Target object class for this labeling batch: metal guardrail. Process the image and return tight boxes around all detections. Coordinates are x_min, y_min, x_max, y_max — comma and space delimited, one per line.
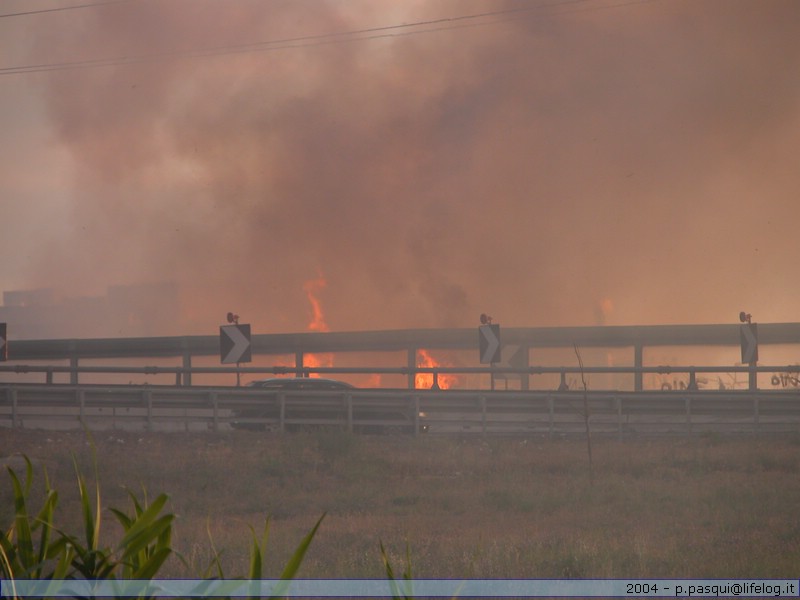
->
1, 363, 799, 390
8, 323, 800, 360
2, 384, 799, 436
5, 323, 800, 390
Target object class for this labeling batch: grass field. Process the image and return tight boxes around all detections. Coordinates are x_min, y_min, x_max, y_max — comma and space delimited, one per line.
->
2, 428, 800, 580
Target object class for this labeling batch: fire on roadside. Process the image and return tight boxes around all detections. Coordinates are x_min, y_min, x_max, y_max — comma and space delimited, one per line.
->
303, 274, 333, 377
415, 349, 458, 389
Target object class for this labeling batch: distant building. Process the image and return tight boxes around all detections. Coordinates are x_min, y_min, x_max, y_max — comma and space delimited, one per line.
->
0, 282, 181, 340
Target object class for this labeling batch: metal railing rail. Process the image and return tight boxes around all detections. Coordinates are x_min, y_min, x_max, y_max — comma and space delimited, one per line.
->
5, 323, 800, 390
1, 363, 798, 389
2, 384, 799, 436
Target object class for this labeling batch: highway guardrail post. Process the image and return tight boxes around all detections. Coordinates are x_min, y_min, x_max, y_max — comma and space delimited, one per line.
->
183, 353, 192, 386
10, 387, 17, 428
685, 396, 692, 436
754, 396, 759, 434
346, 394, 353, 433
558, 372, 568, 391
210, 392, 218, 432
413, 395, 420, 437
78, 389, 85, 425
634, 344, 644, 391
279, 392, 285, 433
687, 371, 698, 391
144, 390, 152, 431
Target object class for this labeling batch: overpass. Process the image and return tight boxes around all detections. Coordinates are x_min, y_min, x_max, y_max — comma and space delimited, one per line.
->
3, 322, 800, 390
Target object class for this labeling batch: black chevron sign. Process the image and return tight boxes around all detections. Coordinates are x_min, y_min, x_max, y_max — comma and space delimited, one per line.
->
479, 324, 501, 364
740, 323, 758, 364
220, 324, 252, 364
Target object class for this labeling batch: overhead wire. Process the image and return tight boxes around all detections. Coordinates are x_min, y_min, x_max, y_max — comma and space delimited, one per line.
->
0, 0, 136, 19
0, 0, 659, 76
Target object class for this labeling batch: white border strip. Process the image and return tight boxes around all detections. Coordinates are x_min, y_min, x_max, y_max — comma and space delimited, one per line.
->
2, 578, 797, 598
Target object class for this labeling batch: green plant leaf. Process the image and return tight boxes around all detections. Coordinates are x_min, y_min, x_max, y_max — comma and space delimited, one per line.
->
380, 540, 414, 600
270, 513, 325, 600
248, 525, 263, 581
8, 461, 35, 573
73, 456, 100, 554
117, 495, 171, 558
109, 507, 133, 530
277, 513, 324, 581
33, 486, 58, 578
117, 494, 169, 548
130, 546, 172, 580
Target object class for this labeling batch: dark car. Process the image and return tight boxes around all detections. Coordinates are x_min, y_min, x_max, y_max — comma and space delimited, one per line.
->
231, 377, 425, 433
247, 377, 355, 391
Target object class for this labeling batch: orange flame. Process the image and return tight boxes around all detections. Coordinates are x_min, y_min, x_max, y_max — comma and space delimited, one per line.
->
303, 274, 330, 332
304, 351, 333, 377
303, 273, 332, 377
415, 349, 457, 389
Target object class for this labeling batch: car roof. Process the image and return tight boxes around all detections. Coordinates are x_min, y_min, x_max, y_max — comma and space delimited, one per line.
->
246, 377, 355, 389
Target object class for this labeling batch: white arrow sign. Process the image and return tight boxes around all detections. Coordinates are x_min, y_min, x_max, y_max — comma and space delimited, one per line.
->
740, 323, 758, 364
220, 324, 252, 364
479, 324, 501, 364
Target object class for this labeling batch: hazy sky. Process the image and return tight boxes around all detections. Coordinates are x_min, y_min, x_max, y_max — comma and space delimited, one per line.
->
2, 0, 799, 335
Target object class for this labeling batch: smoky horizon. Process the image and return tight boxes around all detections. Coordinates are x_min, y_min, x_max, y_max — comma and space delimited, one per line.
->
2, 0, 799, 338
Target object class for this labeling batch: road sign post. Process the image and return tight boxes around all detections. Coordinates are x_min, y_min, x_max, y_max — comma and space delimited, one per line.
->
740, 323, 758, 391
479, 324, 501, 390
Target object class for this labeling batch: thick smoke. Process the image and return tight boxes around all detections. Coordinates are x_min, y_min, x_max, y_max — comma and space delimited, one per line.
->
4, 0, 800, 335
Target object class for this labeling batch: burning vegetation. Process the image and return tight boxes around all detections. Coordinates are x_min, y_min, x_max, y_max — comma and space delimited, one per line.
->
415, 348, 458, 390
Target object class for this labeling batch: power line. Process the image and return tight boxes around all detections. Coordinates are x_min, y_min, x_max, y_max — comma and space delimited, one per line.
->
0, 0, 658, 76
0, 0, 136, 19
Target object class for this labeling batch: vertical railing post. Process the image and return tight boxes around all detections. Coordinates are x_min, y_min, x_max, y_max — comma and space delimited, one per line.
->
520, 345, 530, 391
10, 388, 18, 429
407, 348, 416, 390
687, 370, 698, 391
279, 393, 286, 433
144, 389, 152, 431
558, 372, 569, 391
685, 396, 692, 436
183, 353, 192, 387
634, 344, 643, 392
78, 389, 85, 426
480, 395, 487, 436
211, 392, 218, 432
413, 395, 420, 438
753, 396, 760, 434
70, 356, 79, 385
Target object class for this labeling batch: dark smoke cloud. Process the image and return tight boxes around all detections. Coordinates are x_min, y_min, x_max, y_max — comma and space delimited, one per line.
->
4, 0, 800, 335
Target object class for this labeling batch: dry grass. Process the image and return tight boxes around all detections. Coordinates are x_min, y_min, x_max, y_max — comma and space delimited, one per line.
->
2, 429, 800, 579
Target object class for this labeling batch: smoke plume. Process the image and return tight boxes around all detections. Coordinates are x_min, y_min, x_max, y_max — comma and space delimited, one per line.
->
3, 0, 800, 335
